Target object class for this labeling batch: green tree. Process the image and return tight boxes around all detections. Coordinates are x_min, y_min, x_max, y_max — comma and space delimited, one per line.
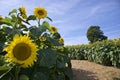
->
87, 26, 107, 43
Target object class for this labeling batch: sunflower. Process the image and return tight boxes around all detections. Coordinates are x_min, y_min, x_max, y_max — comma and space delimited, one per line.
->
4, 35, 38, 68
34, 7, 47, 19
20, 6, 27, 19
50, 26, 58, 34
59, 37, 64, 44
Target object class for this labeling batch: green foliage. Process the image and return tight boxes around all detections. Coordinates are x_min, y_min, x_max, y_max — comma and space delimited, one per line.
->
19, 75, 29, 80
0, 7, 73, 80
87, 26, 107, 43
66, 39, 120, 68
26, 15, 36, 21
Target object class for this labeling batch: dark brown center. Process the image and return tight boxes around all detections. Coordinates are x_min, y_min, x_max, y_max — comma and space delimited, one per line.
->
38, 10, 44, 15
13, 43, 31, 61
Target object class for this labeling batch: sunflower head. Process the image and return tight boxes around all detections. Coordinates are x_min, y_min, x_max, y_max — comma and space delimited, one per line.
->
34, 7, 47, 19
4, 35, 38, 68
50, 26, 58, 34
19, 6, 27, 19
59, 37, 64, 44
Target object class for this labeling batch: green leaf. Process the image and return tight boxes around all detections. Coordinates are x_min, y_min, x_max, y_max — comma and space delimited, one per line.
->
0, 64, 12, 79
9, 9, 17, 15
41, 21, 50, 29
19, 75, 29, 80
20, 24, 28, 31
26, 15, 36, 21
52, 33, 61, 39
0, 56, 4, 66
57, 60, 65, 68
0, 65, 9, 71
0, 21, 10, 26
43, 33, 63, 46
40, 25, 47, 32
33, 72, 48, 80
0, 17, 14, 26
10, 15, 17, 22
3, 27, 12, 35
64, 67, 73, 80
38, 48, 57, 67
46, 16, 52, 22
18, 16, 30, 25
52, 73, 65, 80
0, 42, 4, 52
29, 26, 42, 38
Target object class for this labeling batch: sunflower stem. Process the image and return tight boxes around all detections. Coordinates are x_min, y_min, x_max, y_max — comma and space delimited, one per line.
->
15, 66, 20, 80
38, 19, 41, 27
13, 13, 19, 29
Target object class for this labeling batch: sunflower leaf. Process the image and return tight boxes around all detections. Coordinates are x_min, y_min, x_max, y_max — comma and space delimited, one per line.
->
46, 16, 52, 22
64, 67, 73, 80
19, 24, 28, 31
0, 64, 12, 79
9, 9, 17, 15
29, 26, 42, 38
0, 42, 4, 52
38, 48, 57, 68
19, 75, 29, 80
33, 72, 48, 80
41, 21, 50, 29
26, 15, 36, 21
0, 17, 14, 26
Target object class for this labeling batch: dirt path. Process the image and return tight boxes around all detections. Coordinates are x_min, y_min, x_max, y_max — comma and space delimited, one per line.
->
72, 60, 120, 80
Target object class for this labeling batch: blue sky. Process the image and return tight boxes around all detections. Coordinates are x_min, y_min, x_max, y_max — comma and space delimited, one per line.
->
0, 0, 120, 45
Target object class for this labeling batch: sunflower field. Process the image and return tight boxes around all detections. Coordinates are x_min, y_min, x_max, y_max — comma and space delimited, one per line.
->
66, 39, 120, 68
0, 6, 73, 80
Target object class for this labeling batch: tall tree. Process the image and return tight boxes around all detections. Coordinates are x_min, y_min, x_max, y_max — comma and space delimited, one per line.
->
87, 26, 107, 43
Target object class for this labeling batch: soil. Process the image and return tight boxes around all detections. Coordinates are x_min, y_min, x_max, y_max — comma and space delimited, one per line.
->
72, 60, 120, 80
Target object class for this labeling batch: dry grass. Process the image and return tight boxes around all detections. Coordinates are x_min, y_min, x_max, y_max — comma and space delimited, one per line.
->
72, 60, 120, 80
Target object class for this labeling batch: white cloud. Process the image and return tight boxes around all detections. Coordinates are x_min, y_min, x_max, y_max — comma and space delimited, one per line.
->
90, 6, 101, 17
46, 0, 81, 15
